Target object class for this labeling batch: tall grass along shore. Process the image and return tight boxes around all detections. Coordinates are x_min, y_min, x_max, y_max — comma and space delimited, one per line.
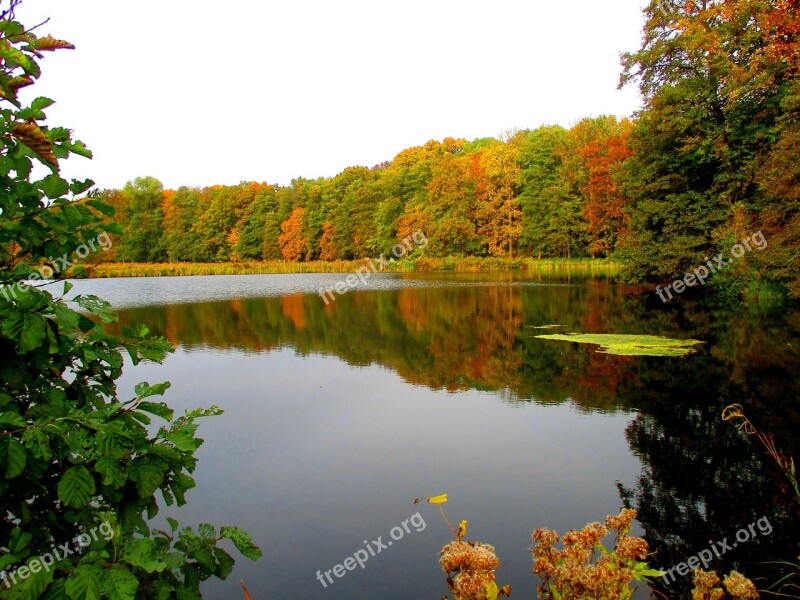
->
78, 257, 621, 278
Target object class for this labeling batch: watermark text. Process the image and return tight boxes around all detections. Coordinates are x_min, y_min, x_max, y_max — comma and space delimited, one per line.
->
315, 512, 427, 589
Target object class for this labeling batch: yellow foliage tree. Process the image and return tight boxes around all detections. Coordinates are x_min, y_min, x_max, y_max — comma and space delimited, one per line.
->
474, 145, 523, 258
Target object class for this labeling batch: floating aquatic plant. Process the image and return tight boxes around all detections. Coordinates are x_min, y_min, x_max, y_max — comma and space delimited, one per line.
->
535, 333, 704, 357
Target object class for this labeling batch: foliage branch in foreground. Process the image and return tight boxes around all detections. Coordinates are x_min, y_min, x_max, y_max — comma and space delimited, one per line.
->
0, 2, 260, 598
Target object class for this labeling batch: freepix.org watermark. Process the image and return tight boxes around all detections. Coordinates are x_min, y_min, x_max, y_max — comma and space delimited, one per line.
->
656, 231, 767, 303
660, 516, 773, 585
0, 231, 113, 302
1, 522, 115, 589
315, 512, 427, 589
318, 230, 428, 305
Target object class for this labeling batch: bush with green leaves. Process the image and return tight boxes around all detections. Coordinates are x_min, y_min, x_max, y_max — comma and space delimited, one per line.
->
0, 1, 260, 597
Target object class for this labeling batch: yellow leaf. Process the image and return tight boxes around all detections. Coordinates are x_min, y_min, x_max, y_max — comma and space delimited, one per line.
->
457, 520, 467, 541
428, 494, 448, 504
12, 122, 57, 166
35, 35, 75, 52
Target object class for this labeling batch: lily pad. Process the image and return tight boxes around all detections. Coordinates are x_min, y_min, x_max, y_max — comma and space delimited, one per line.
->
534, 333, 704, 357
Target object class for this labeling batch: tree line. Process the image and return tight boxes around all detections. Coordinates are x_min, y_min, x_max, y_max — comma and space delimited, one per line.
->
102, 0, 799, 298
101, 116, 631, 263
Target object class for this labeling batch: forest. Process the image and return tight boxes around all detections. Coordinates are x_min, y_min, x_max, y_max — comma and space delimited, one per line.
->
100, 0, 800, 301
102, 119, 630, 265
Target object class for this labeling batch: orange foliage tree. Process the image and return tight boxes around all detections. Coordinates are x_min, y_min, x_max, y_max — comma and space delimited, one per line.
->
318, 222, 338, 261
279, 207, 308, 262
579, 122, 633, 257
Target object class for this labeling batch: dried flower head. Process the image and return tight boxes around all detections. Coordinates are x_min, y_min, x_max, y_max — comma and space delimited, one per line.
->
693, 569, 725, 600
440, 540, 500, 574
615, 535, 649, 561
449, 569, 497, 600
605, 508, 637, 534
723, 571, 759, 599
531, 509, 654, 600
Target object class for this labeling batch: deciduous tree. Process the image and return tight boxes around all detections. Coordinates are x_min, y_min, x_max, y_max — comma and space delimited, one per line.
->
279, 207, 308, 261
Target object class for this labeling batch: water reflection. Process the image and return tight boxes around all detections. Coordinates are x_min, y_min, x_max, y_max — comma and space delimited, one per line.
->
112, 282, 652, 406
100, 275, 800, 597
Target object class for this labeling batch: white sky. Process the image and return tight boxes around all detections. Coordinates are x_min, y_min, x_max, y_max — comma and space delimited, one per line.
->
17, 0, 647, 190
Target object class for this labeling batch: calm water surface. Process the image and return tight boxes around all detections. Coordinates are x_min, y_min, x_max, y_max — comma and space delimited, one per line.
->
67, 273, 800, 599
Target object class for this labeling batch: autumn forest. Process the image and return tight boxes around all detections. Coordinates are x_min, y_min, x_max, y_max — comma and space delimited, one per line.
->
98, 0, 800, 302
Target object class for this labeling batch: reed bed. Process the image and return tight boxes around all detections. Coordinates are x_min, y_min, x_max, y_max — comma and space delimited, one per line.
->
83, 258, 621, 278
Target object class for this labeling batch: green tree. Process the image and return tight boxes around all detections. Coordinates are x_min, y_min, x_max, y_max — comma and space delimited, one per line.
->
0, 4, 260, 597
516, 126, 572, 258
119, 177, 167, 263
235, 185, 277, 260
618, 0, 795, 287
756, 82, 800, 297
193, 184, 260, 262
163, 187, 206, 262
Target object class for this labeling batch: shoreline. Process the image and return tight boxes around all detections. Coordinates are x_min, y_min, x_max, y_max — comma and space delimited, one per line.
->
77, 258, 622, 278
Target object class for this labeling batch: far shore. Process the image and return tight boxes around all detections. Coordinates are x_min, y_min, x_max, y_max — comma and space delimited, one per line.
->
75, 257, 621, 278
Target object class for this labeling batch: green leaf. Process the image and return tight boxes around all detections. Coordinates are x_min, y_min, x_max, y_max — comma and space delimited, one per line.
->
32, 97, 55, 111
65, 139, 92, 159
163, 423, 200, 452
73, 295, 117, 323
635, 567, 666, 578
57, 465, 96, 508
212, 547, 235, 579
169, 473, 196, 505
100, 565, 138, 600
20, 312, 47, 353
189, 546, 215, 570
42, 174, 70, 199
85, 198, 114, 216
134, 382, 171, 400
0, 156, 14, 177
130, 462, 165, 498
220, 526, 262, 561
0, 553, 18, 571
94, 457, 125, 487
0, 45, 31, 70
122, 539, 167, 574
22, 428, 53, 461
69, 179, 95, 196
197, 523, 215, 540
2, 557, 55, 600
0, 20, 25, 35
0, 411, 26, 428
0, 438, 27, 478
65, 565, 103, 600
137, 401, 174, 421
175, 588, 202, 600
54, 302, 80, 330
8, 528, 32, 554
40, 579, 67, 600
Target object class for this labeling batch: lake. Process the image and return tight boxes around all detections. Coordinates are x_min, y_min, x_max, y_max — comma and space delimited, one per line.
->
65, 272, 800, 599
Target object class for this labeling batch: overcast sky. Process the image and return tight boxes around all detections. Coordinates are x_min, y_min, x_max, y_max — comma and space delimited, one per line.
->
17, 0, 647, 190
